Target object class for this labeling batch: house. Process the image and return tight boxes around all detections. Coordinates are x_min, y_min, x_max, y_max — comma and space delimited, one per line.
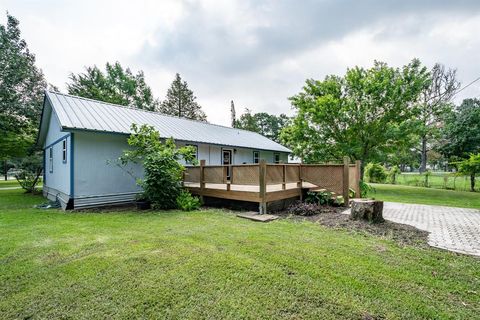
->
37, 91, 291, 209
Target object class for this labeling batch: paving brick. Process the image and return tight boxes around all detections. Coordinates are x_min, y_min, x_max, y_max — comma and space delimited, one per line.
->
383, 202, 480, 256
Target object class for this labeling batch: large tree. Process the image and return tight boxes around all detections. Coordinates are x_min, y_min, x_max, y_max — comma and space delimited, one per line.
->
67, 62, 160, 111
235, 109, 289, 143
281, 59, 429, 173
159, 73, 207, 121
415, 63, 459, 172
0, 13, 47, 179
440, 98, 480, 160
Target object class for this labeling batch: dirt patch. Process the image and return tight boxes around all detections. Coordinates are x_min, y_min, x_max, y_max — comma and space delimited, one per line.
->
277, 207, 429, 248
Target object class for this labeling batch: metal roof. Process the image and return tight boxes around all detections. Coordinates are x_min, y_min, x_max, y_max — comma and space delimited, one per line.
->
42, 91, 291, 153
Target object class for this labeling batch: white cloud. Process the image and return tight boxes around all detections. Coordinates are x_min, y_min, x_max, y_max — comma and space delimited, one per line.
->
1, 0, 480, 125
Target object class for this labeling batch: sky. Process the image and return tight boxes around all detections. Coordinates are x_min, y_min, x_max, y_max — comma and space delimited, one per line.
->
2, 0, 480, 126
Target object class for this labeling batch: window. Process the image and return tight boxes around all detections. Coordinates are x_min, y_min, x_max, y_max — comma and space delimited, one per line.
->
253, 151, 259, 164
62, 139, 67, 163
274, 153, 280, 164
49, 147, 53, 173
186, 144, 198, 164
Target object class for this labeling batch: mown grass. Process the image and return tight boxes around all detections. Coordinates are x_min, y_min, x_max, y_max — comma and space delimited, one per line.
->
0, 180, 20, 188
395, 172, 479, 192
370, 183, 480, 209
0, 180, 42, 189
1, 188, 479, 319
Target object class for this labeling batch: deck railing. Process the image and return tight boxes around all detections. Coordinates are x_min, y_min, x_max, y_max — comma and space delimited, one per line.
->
183, 158, 361, 211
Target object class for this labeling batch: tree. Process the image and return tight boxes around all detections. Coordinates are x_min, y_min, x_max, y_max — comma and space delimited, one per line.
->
415, 63, 459, 172
0, 13, 47, 179
235, 109, 289, 143
118, 124, 196, 209
281, 59, 429, 175
159, 73, 207, 121
456, 153, 480, 192
67, 62, 160, 111
14, 152, 43, 193
440, 98, 480, 160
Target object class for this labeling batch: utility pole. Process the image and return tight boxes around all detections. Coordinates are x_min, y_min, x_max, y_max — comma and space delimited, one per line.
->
230, 100, 236, 128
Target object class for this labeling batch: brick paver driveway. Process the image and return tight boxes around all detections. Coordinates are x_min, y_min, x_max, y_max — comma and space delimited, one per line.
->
383, 202, 480, 256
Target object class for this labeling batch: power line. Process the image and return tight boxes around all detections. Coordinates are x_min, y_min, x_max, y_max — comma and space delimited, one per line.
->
452, 76, 480, 98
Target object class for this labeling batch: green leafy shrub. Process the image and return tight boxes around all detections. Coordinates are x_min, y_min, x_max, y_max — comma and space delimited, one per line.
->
118, 124, 197, 209
364, 163, 387, 183
306, 191, 332, 205
176, 190, 201, 211
360, 180, 375, 197
388, 165, 401, 184
287, 201, 325, 216
306, 191, 345, 206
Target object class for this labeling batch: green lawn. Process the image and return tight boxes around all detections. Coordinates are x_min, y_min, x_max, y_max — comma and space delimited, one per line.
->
0, 180, 42, 189
1, 189, 479, 319
0, 180, 20, 188
395, 172, 479, 192
370, 183, 480, 209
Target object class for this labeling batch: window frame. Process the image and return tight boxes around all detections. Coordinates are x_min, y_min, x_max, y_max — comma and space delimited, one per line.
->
62, 139, 67, 163
274, 152, 280, 164
49, 147, 53, 173
253, 151, 260, 164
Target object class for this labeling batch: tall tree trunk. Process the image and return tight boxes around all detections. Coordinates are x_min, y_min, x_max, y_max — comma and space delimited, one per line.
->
471, 174, 475, 192
3, 159, 7, 181
420, 136, 427, 173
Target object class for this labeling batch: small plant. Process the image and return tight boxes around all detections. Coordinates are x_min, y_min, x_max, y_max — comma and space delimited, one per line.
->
364, 163, 387, 183
388, 165, 401, 184
287, 201, 324, 216
176, 190, 201, 211
423, 170, 432, 188
360, 180, 375, 198
306, 191, 333, 205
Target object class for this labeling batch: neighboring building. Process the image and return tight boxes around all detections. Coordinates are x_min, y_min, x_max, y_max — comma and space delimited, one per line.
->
37, 91, 291, 209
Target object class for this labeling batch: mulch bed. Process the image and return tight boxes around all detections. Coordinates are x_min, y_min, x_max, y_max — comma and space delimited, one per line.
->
277, 206, 429, 248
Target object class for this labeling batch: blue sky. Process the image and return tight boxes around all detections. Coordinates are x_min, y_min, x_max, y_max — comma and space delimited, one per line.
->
2, 0, 480, 125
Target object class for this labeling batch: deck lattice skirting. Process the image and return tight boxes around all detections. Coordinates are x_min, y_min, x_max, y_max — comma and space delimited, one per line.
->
183, 158, 361, 214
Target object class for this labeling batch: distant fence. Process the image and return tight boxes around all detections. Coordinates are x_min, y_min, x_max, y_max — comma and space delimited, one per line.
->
183, 157, 362, 201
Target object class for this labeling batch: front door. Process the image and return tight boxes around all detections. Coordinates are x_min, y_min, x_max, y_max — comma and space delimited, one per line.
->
223, 149, 232, 179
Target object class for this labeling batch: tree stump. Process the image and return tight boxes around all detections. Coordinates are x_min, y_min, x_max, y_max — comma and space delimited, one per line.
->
350, 199, 384, 223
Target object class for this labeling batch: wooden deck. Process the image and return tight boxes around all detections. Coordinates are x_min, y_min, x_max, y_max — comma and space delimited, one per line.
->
183, 159, 361, 214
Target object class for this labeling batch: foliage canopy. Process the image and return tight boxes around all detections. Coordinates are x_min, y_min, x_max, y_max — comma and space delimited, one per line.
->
159, 73, 207, 121
67, 62, 160, 111
281, 59, 429, 169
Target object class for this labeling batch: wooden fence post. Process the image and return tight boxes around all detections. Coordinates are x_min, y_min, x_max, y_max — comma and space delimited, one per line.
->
355, 160, 361, 198
297, 164, 303, 201
259, 159, 267, 214
282, 164, 286, 190
343, 156, 350, 205
200, 160, 206, 190
226, 165, 231, 191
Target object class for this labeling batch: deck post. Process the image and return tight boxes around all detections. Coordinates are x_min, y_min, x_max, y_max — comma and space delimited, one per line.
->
297, 164, 303, 201
355, 160, 361, 198
343, 156, 350, 205
282, 164, 286, 190
200, 160, 206, 190
226, 165, 231, 191
259, 159, 267, 214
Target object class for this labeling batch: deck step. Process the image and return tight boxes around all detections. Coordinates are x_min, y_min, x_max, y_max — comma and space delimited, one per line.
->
237, 212, 279, 222
310, 188, 337, 196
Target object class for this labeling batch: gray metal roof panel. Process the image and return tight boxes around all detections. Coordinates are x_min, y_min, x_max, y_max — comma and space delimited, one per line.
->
45, 91, 292, 153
